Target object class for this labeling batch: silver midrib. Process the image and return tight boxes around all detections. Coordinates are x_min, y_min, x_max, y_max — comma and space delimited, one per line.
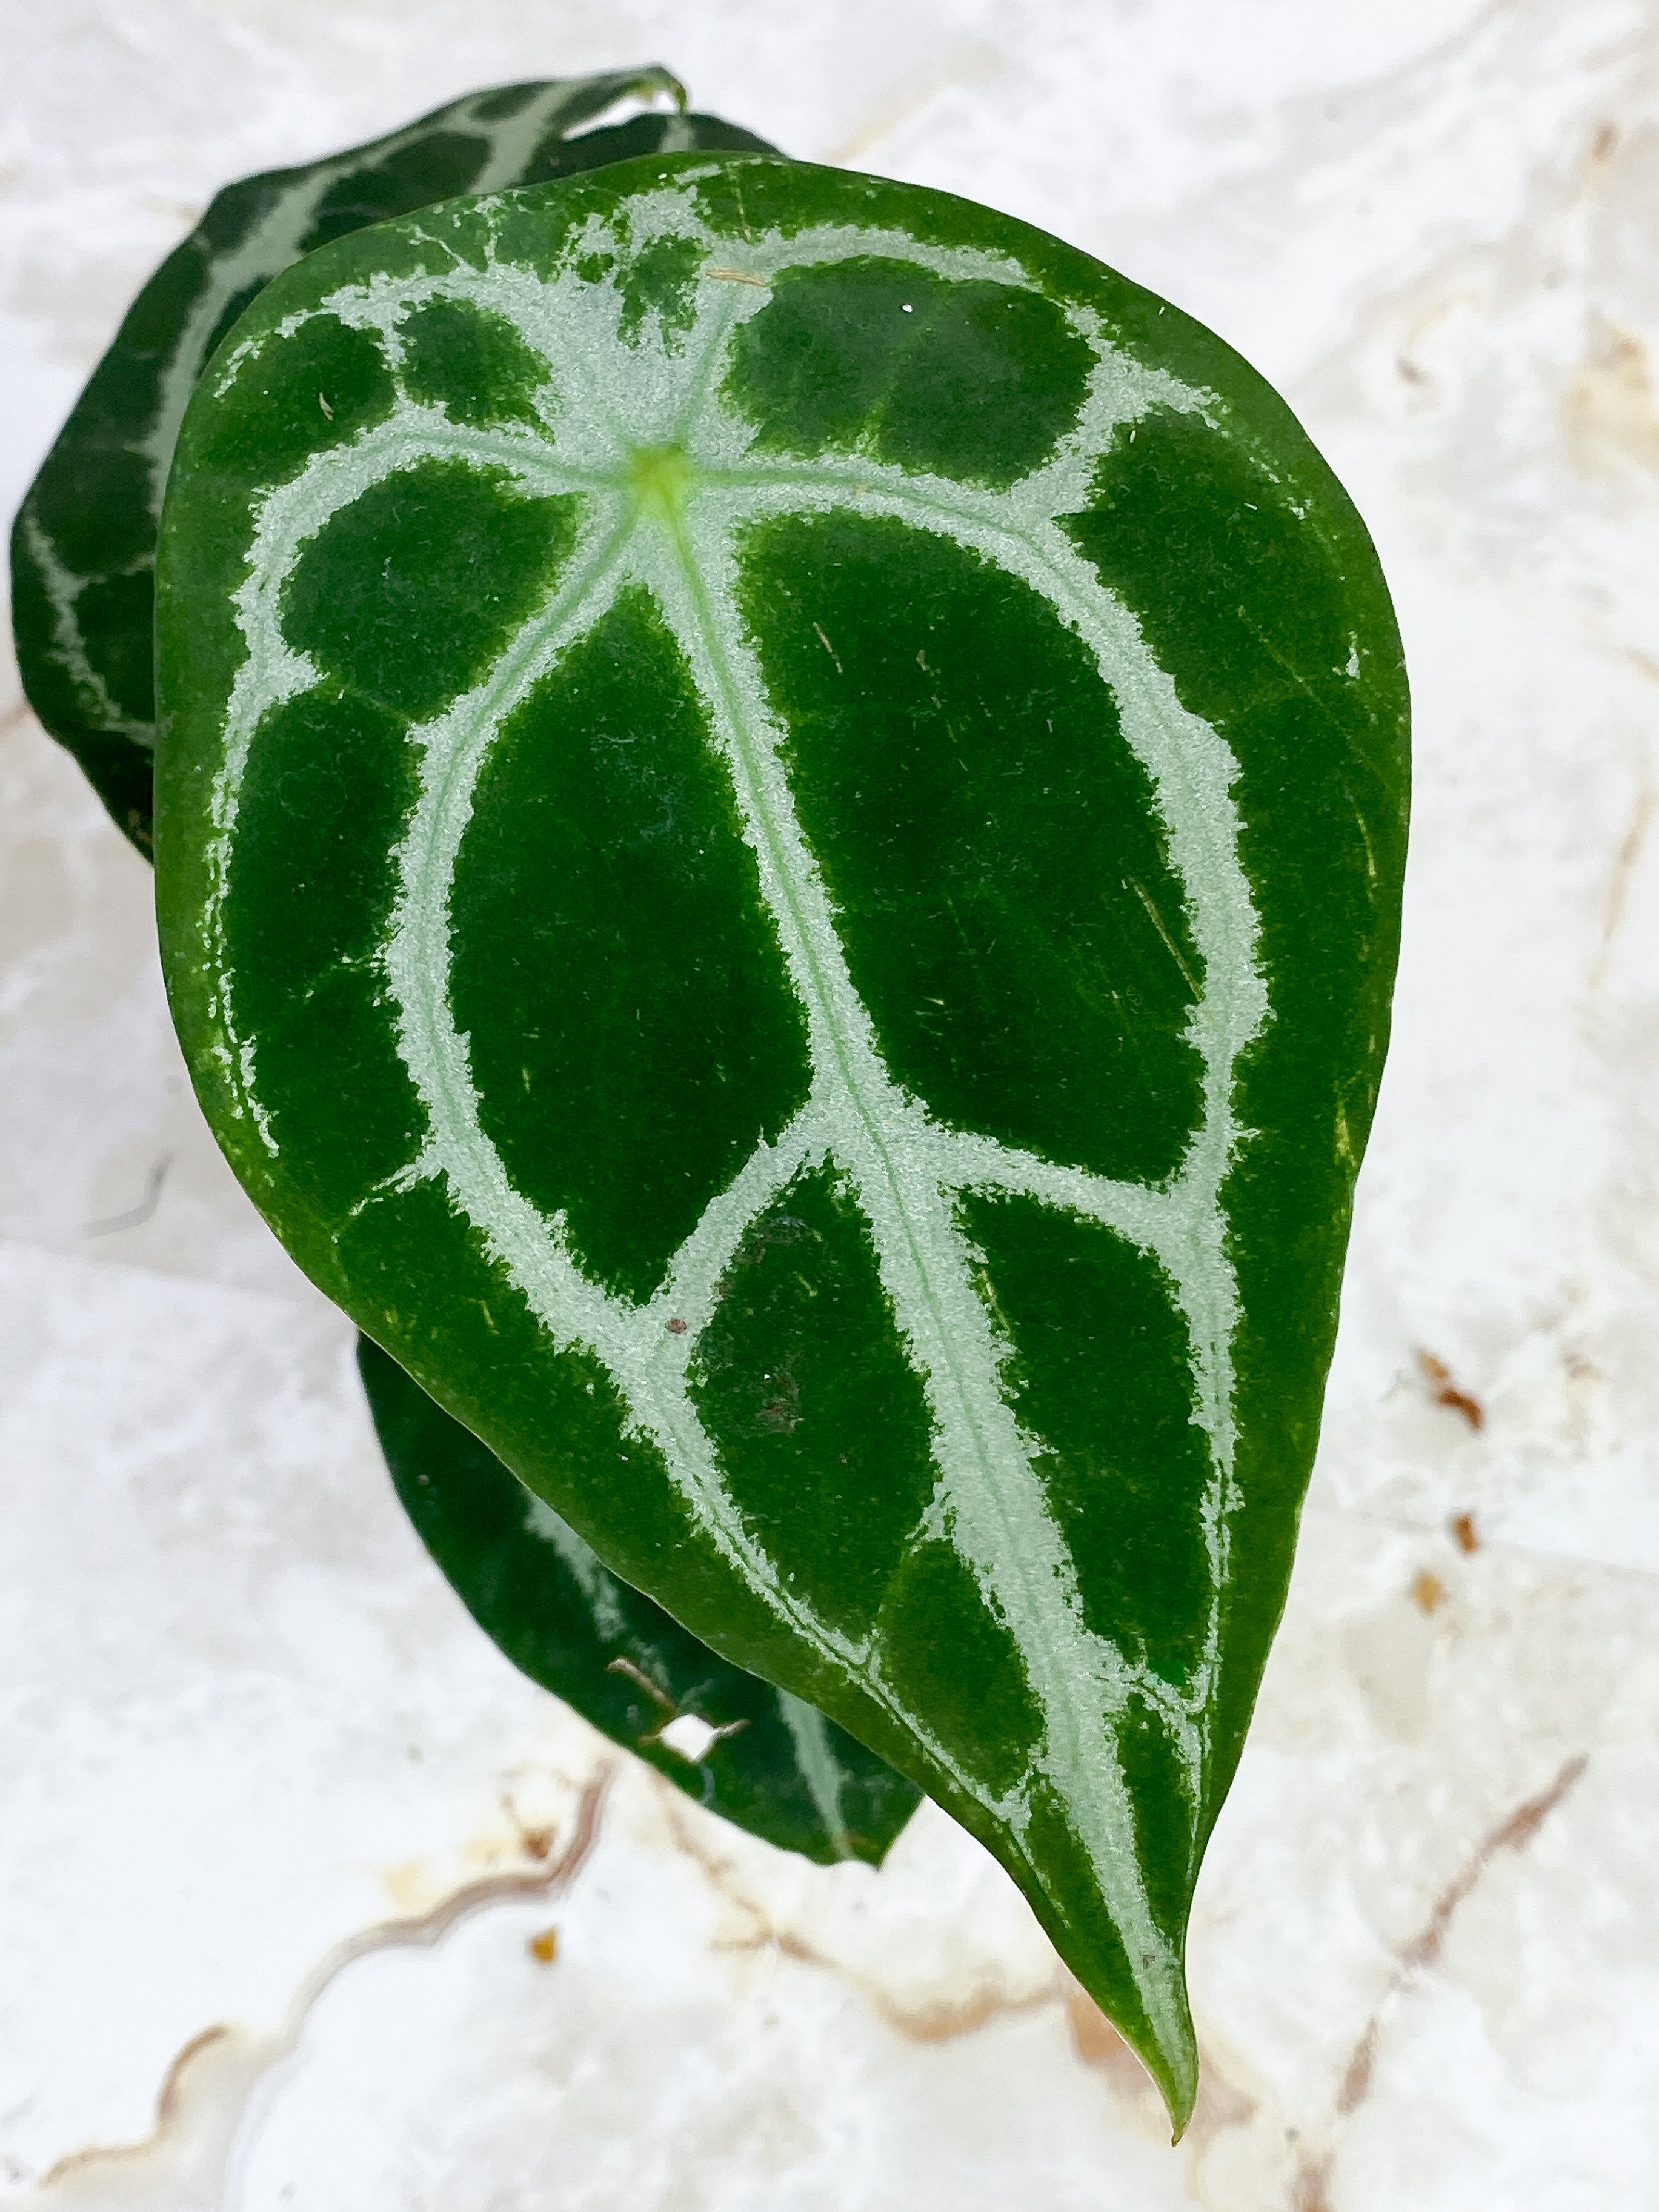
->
777, 1692, 856, 1857
522, 1492, 630, 1643
17, 508, 154, 746
199, 181, 1280, 2064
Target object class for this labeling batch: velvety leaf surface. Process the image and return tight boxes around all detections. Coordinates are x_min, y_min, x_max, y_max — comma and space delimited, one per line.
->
155, 152, 1409, 2129
358, 1335, 920, 1864
9, 69, 771, 853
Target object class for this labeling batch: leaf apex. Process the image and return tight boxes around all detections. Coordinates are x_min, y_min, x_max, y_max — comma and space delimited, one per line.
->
1139, 2019, 1199, 2142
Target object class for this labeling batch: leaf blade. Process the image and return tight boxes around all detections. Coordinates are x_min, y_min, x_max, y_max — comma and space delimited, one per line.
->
155, 152, 1409, 2128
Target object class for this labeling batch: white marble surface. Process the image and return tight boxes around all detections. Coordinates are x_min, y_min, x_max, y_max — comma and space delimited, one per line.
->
4, 3, 1659, 2204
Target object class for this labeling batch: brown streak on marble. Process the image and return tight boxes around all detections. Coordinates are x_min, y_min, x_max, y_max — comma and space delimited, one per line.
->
1411, 1570, 1446, 1614
1066, 1984, 1259, 2161
34, 1772, 610, 2197
1334, 2017, 1380, 2116
38, 2027, 234, 2187
1292, 2151, 1335, 2212
1065, 1985, 1154, 2093
369, 1769, 608, 1948
660, 1790, 750, 1893
721, 1909, 1054, 2044
1567, 316, 1659, 476
665, 1792, 1068, 2050
1591, 779, 1654, 991
775, 1920, 1056, 2045
1328, 1752, 1588, 2151
1418, 1350, 1484, 1430
1485, 1752, 1589, 1854
1448, 1510, 1481, 1554
868, 1973, 1051, 2045
1403, 1755, 1588, 1979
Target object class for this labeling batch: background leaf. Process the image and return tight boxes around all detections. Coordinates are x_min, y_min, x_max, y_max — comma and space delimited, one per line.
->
155, 153, 1409, 2129
10, 68, 771, 855
361, 1335, 919, 1864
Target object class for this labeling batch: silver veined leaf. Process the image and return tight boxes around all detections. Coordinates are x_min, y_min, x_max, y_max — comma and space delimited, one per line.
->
9, 67, 770, 853
155, 151, 1410, 2130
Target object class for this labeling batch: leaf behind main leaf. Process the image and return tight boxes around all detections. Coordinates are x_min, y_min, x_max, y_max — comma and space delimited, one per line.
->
359, 1336, 920, 1864
155, 152, 1409, 2130
9, 70, 773, 854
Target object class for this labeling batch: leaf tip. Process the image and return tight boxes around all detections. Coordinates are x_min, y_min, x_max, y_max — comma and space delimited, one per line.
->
1148, 2027, 1200, 2145
639, 64, 690, 113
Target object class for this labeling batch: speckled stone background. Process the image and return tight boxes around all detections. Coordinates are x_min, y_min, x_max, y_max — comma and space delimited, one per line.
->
4, 4, 1659, 2205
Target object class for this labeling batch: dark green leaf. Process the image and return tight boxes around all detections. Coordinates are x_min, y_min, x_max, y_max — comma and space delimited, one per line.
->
155, 152, 1410, 2129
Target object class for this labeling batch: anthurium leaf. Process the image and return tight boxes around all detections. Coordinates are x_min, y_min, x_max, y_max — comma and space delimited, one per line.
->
360, 1336, 919, 1863
155, 151, 1409, 2130
10, 71, 771, 855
